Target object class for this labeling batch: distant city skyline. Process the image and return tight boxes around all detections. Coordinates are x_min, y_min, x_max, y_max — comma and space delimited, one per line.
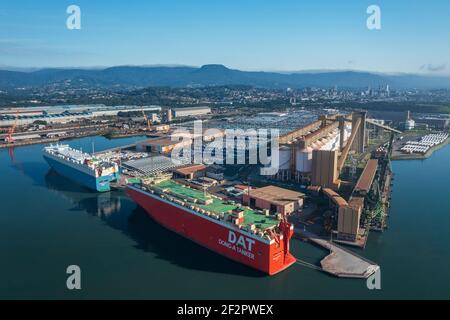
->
1, 0, 449, 75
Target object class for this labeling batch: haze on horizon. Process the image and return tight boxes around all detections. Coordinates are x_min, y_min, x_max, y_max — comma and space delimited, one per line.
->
1, 0, 449, 75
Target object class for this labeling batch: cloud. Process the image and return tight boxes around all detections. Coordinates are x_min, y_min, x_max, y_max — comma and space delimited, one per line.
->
420, 64, 447, 72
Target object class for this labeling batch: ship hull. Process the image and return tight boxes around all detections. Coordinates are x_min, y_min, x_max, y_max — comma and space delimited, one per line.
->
43, 154, 117, 192
126, 185, 296, 275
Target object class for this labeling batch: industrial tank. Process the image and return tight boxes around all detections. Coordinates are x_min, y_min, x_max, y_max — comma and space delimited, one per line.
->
296, 147, 313, 173
279, 146, 291, 170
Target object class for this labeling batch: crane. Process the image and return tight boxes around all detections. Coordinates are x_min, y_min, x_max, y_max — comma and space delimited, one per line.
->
141, 109, 152, 131
5, 112, 18, 143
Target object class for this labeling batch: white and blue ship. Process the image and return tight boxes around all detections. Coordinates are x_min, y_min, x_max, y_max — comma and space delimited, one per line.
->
43, 144, 120, 192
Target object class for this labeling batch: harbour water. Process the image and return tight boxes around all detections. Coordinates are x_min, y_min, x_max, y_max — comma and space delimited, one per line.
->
1, 136, 449, 299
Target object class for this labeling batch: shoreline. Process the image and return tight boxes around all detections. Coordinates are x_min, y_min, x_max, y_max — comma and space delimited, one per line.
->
391, 136, 450, 161
0, 131, 148, 149
0, 137, 60, 149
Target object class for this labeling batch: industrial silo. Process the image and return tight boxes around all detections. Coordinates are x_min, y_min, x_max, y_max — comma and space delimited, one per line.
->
276, 145, 292, 180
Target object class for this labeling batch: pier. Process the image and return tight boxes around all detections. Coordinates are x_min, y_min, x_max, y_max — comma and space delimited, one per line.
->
294, 228, 379, 279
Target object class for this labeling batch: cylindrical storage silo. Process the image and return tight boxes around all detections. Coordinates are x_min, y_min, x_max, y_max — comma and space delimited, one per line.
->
296, 147, 313, 173
295, 148, 305, 172
278, 146, 291, 170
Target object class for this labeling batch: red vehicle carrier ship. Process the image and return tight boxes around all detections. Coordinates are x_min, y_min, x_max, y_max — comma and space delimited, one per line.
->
126, 179, 296, 275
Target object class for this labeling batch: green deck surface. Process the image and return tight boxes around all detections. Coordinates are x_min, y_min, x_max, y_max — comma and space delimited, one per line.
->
154, 180, 278, 229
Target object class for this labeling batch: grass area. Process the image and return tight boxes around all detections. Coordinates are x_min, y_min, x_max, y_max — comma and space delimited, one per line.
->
154, 180, 279, 229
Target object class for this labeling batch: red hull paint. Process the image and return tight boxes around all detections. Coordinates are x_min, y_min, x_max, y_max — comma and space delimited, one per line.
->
126, 186, 296, 275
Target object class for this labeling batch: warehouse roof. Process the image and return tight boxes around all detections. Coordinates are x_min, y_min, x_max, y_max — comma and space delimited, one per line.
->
348, 197, 365, 211
122, 156, 188, 176
173, 164, 207, 176
174, 106, 211, 111
323, 188, 348, 207
355, 159, 379, 195
248, 186, 304, 206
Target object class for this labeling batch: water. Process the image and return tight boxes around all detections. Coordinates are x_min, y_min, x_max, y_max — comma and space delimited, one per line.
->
1, 136, 449, 299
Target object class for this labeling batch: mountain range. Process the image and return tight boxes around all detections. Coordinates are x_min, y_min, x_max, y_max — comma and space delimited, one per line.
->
1, 64, 450, 90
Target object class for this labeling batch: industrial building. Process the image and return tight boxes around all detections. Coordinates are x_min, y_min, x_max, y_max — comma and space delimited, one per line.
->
335, 157, 382, 242
136, 138, 192, 154
326, 158, 379, 242
337, 197, 364, 242
0, 111, 94, 126
274, 114, 353, 186
267, 111, 400, 245
173, 107, 211, 118
321, 187, 364, 243
172, 164, 207, 179
243, 186, 304, 215
121, 155, 188, 176
0, 105, 162, 126
273, 112, 399, 190
353, 159, 379, 196
416, 117, 450, 129
311, 150, 339, 189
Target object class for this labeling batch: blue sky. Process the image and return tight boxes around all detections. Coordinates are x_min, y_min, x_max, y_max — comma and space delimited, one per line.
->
1, 0, 449, 74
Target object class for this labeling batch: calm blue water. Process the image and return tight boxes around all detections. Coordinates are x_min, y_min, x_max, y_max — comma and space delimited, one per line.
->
0, 136, 449, 299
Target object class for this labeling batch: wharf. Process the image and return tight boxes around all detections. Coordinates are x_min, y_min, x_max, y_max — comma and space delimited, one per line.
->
392, 136, 450, 160
0, 137, 60, 148
294, 228, 379, 278
103, 132, 146, 139
0, 128, 110, 149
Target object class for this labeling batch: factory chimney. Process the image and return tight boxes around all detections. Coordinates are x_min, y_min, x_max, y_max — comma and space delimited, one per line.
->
406, 110, 411, 121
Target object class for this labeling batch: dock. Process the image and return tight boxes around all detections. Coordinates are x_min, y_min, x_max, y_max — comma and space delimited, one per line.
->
294, 228, 379, 279
0, 137, 60, 149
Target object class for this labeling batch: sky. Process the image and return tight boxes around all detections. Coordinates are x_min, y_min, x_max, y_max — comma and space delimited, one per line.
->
0, 0, 449, 74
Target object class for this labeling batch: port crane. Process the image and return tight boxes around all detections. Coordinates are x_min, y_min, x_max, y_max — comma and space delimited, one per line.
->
5, 112, 18, 143
141, 109, 152, 132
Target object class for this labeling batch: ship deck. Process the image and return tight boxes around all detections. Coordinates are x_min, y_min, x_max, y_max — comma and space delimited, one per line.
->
153, 180, 279, 230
